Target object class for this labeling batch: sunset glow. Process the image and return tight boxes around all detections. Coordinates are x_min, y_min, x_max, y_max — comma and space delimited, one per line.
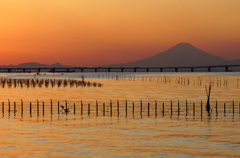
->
0, 0, 240, 66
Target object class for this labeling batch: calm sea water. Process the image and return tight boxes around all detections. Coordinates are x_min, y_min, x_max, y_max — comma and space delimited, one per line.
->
0, 72, 239, 157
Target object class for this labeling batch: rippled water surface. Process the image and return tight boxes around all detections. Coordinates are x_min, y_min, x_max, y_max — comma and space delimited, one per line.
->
0, 72, 239, 157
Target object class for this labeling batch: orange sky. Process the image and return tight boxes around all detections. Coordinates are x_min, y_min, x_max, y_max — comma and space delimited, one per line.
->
0, 0, 240, 66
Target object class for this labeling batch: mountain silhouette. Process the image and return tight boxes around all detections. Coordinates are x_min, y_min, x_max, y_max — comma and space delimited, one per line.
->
225, 58, 240, 65
0, 62, 72, 68
107, 43, 227, 67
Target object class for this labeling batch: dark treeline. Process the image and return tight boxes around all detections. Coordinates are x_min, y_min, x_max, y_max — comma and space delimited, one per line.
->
0, 79, 103, 88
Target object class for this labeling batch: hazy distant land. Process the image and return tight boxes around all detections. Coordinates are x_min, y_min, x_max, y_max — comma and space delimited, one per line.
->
1, 43, 239, 68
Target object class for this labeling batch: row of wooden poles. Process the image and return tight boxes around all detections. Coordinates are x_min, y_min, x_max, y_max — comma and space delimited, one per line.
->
1, 100, 240, 117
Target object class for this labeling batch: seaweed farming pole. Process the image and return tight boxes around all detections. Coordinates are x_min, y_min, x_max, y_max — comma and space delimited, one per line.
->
50, 99, 53, 115
110, 100, 112, 117
140, 100, 142, 115
30, 102, 32, 116
186, 100, 188, 116
74, 103, 76, 115
2, 102, 4, 115
96, 100, 98, 116
201, 100, 202, 117
155, 100, 157, 116
103, 103, 105, 116
148, 102, 150, 116
216, 100, 218, 116
57, 101, 59, 115
42, 102, 44, 116
193, 103, 195, 116
8, 99, 10, 115
117, 100, 119, 116
132, 102, 134, 115
178, 100, 180, 116
81, 101, 83, 115
125, 100, 127, 116
224, 103, 226, 116
162, 103, 164, 116
14, 102, 16, 116
170, 100, 173, 116
65, 100, 68, 115
21, 100, 23, 116
88, 103, 90, 116
37, 100, 39, 116
233, 100, 234, 115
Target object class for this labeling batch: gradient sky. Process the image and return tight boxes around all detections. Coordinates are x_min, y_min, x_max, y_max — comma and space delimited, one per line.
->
0, 0, 240, 66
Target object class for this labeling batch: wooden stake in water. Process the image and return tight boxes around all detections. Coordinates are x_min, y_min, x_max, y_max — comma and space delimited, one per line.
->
162, 103, 164, 116
155, 100, 157, 116
50, 99, 53, 115
186, 100, 188, 116
170, 100, 172, 116
88, 103, 90, 116
21, 100, 23, 116
96, 100, 98, 116
201, 100, 202, 117
2, 102, 4, 115
140, 100, 142, 115
117, 100, 119, 116
65, 100, 68, 115
148, 102, 150, 116
57, 101, 59, 115
216, 100, 218, 116
110, 100, 112, 117
178, 100, 180, 116
74, 103, 76, 114
103, 103, 105, 116
81, 101, 83, 115
193, 103, 195, 116
125, 100, 127, 116
224, 103, 226, 116
14, 102, 16, 116
8, 99, 10, 114
233, 100, 234, 115
37, 99, 39, 116
132, 102, 134, 115
30, 102, 32, 117
43, 102, 44, 116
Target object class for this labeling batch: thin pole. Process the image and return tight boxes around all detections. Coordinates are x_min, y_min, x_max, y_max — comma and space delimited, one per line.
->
96, 100, 98, 116
37, 99, 39, 116
224, 103, 226, 116
233, 100, 234, 115
171, 100, 172, 116
162, 103, 164, 116
81, 101, 83, 115
178, 100, 180, 116
132, 102, 134, 115
65, 100, 67, 115
155, 100, 157, 116
43, 102, 44, 116
110, 100, 112, 117
186, 100, 188, 116
14, 102, 16, 116
125, 100, 127, 116
8, 99, 10, 114
193, 103, 195, 116
216, 100, 218, 116
140, 100, 142, 115
103, 103, 105, 116
88, 103, 90, 116
148, 102, 150, 116
50, 99, 53, 115
74, 103, 76, 115
57, 101, 59, 115
117, 100, 119, 116
201, 100, 202, 116
30, 102, 32, 116
2, 102, 4, 115
21, 100, 23, 116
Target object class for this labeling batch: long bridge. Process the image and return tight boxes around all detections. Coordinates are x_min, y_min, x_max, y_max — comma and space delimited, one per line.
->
0, 65, 240, 73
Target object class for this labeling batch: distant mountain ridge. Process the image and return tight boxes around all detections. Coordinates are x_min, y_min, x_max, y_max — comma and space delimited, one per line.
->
106, 43, 230, 67
0, 62, 73, 68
